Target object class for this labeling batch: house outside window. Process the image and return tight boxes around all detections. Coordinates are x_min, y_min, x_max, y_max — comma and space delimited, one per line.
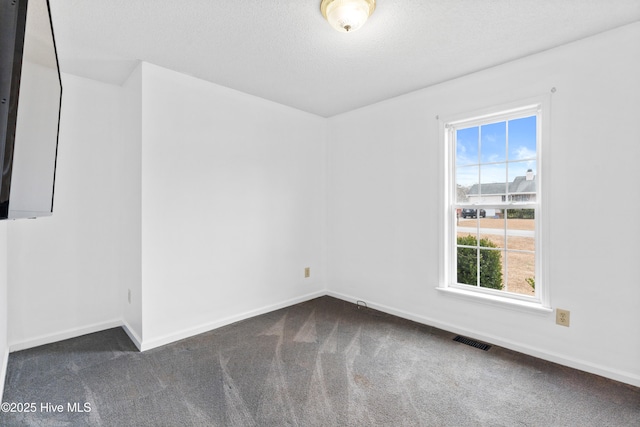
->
441, 100, 549, 309
472, 171, 536, 214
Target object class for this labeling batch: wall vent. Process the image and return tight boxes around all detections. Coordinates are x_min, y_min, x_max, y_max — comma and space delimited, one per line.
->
453, 335, 491, 351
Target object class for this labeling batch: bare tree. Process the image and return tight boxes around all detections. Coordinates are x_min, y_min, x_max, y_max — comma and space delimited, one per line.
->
456, 185, 469, 202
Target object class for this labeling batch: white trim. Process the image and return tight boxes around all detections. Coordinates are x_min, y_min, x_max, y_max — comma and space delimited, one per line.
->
4, 290, 639, 388
442, 99, 545, 128
6, 291, 327, 354
8, 319, 123, 352
436, 286, 552, 313
138, 290, 325, 351
537, 94, 552, 309
0, 348, 8, 403
440, 95, 551, 306
326, 290, 640, 388
121, 320, 143, 351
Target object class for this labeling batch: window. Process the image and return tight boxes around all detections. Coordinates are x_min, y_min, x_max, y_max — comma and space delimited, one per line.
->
441, 101, 548, 308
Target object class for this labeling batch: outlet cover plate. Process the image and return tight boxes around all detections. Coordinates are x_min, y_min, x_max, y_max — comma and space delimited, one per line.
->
556, 308, 570, 327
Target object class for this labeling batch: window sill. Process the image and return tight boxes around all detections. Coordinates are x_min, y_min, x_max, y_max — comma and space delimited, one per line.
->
436, 286, 553, 315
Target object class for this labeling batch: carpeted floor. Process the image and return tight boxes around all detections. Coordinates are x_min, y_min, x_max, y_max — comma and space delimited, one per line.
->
1, 296, 639, 426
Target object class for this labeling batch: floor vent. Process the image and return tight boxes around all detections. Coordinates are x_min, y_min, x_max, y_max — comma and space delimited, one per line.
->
453, 335, 491, 351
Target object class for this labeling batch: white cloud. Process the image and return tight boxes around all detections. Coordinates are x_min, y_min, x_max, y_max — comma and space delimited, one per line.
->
484, 134, 496, 143
480, 165, 507, 183
512, 146, 536, 160
487, 153, 502, 163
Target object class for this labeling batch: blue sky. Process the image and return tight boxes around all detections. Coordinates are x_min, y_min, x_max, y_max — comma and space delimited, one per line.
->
456, 115, 537, 187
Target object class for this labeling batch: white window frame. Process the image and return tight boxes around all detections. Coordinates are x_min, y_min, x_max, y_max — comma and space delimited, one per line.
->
438, 97, 551, 312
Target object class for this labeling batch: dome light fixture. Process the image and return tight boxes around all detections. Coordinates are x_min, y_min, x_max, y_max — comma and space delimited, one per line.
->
320, 0, 376, 33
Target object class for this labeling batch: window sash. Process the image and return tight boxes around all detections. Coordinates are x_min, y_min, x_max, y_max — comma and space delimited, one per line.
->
446, 105, 542, 304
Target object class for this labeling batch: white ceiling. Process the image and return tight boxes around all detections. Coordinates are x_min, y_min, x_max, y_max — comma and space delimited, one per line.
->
49, 0, 640, 117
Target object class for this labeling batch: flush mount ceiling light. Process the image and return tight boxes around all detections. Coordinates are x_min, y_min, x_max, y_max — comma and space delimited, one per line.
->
321, 0, 376, 33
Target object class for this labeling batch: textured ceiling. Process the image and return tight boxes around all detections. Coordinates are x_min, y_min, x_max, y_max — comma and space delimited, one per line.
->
49, 0, 640, 117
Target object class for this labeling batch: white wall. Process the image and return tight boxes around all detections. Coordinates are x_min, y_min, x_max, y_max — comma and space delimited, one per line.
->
5, 61, 328, 353
327, 23, 640, 386
136, 63, 327, 349
0, 222, 7, 402
7, 73, 123, 350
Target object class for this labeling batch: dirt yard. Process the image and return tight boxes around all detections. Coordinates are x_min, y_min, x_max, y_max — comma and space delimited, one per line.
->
457, 218, 535, 296
458, 218, 534, 231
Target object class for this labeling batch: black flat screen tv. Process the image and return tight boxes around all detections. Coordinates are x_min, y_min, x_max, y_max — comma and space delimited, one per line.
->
0, 0, 62, 220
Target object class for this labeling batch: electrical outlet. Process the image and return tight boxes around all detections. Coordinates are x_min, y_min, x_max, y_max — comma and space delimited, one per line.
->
128, 289, 131, 304
556, 309, 570, 327
304, 267, 310, 278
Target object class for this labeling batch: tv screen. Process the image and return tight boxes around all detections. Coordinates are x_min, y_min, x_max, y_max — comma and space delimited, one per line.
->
0, 0, 62, 220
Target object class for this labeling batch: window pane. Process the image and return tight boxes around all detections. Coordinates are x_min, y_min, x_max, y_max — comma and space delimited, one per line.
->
508, 116, 536, 161
456, 127, 478, 166
479, 248, 503, 290
508, 161, 536, 181
508, 161, 536, 201
457, 244, 478, 286
457, 215, 478, 235
456, 165, 477, 203
506, 209, 535, 250
480, 121, 506, 164
506, 251, 535, 296
478, 163, 507, 203
479, 216, 505, 249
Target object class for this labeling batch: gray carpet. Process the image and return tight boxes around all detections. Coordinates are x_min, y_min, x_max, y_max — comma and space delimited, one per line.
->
1, 296, 638, 426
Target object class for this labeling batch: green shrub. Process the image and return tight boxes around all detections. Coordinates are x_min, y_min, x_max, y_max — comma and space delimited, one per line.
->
457, 235, 503, 290
507, 209, 535, 219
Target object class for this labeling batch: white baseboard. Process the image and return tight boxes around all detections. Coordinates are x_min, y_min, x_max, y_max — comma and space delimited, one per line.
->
326, 290, 640, 388
139, 290, 325, 351
0, 348, 8, 403
8, 319, 123, 353
121, 320, 142, 351
9, 290, 635, 388
5, 291, 326, 354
